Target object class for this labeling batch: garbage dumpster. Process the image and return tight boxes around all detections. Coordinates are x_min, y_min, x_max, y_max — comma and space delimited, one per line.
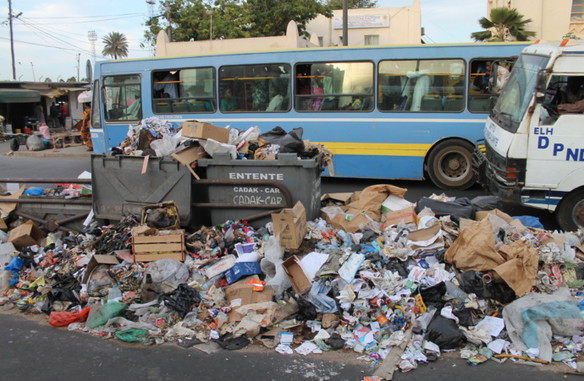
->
195, 153, 322, 227
91, 155, 193, 226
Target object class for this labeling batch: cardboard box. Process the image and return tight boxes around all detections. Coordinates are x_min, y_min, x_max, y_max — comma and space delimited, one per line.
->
205, 254, 236, 279
181, 121, 230, 143
225, 261, 262, 285
225, 275, 275, 322
171, 145, 207, 180
282, 255, 311, 295
382, 206, 417, 227
475, 209, 514, 223
7, 220, 46, 248
0, 218, 7, 231
271, 201, 307, 249
82, 254, 120, 284
141, 201, 180, 230
132, 230, 185, 262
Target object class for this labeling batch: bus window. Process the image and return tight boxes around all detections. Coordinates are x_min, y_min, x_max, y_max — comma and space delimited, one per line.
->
295, 62, 374, 112
103, 75, 141, 121
218, 64, 291, 112
469, 58, 514, 113
152, 67, 216, 113
378, 59, 465, 112
91, 79, 101, 129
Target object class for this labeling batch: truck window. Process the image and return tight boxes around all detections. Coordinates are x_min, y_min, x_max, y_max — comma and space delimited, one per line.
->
541, 75, 584, 124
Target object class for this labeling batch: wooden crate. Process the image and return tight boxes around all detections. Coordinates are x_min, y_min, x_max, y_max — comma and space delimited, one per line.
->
132, 230, 185, 262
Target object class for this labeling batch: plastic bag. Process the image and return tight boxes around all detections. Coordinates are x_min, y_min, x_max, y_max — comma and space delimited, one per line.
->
115, 328, 149, 343
260, 126, 305, 153
425, 315, 466, 349
86, 301, 128, 329
144, 258, 189, 294
416, 197, 474, 222
49, 307, 91, 327
260, 236, 291, 297
150, 134, 177, 157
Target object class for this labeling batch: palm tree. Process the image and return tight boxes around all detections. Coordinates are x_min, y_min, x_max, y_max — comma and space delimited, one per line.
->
102, 32, 129, 59
471, 7, 536, 42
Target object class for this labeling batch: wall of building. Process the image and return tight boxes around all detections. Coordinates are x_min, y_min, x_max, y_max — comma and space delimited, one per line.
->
487, 0, 574, 40
156, 3, 422, 58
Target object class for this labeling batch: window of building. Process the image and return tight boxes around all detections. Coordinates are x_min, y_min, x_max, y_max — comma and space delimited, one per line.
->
152, 67, 216, 114
572, 0, 584, 21
318, 36, 324, 47
295, 61, 374, 112
378, 59, 465, 112
364, 35, 379, 45
103, 75, 141, 121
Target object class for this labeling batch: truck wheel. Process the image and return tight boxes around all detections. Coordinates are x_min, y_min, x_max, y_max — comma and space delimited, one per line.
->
556, 189, 584, 231
427, 140, 476, 190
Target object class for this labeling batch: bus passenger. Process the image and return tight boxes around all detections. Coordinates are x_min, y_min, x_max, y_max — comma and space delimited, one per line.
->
220, 88, 237, 111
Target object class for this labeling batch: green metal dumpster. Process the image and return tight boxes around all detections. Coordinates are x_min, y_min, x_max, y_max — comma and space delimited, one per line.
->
91, 155, 193, 226
195, 153, 322, 227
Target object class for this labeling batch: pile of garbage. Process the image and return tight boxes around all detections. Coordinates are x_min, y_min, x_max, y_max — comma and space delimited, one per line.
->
111, 117, 334, 174
1, 183, 584, 378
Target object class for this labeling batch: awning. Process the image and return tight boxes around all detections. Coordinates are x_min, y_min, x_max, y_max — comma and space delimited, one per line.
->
0, 89, 41, 103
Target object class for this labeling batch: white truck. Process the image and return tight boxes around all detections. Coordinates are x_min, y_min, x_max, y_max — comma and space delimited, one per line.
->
477, 40, 584, 231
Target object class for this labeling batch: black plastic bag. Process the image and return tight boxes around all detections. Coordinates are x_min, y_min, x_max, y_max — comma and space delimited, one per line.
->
419, 282, 447, 309
160, 283, 201, 318
416, 197, 474, 222
260, 126, 305, 153
217, 334, 251, 350
425, 315, 466, 349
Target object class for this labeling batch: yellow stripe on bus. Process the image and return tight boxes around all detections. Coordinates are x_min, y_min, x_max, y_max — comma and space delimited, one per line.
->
313, 142, 432, 157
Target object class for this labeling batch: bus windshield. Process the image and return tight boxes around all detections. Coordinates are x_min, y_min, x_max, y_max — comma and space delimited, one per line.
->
491, 53, 549, 132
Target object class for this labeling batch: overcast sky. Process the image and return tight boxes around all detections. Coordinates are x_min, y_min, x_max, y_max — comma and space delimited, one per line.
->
0, 0, 486, 82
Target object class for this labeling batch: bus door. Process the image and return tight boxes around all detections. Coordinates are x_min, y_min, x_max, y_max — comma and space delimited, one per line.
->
99, 74, 142, 153
527, 72, 584, 195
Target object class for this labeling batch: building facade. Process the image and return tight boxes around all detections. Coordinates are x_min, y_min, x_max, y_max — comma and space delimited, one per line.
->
156, 2, 422, 57
488, 0, 583, 40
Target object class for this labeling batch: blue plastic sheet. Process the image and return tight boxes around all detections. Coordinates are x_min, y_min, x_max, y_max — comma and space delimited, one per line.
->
513, 215, 544, 229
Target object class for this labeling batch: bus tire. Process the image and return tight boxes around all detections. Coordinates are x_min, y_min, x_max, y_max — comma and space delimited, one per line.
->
427, 140, 475, 190
556, 188, 584, 232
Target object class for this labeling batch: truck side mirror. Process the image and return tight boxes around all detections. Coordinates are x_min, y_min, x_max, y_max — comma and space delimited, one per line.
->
535, 70, 547, 103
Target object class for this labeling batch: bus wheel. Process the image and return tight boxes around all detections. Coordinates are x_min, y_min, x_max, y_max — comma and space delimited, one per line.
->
427, 140, 475, 190
556, 189, 584, 231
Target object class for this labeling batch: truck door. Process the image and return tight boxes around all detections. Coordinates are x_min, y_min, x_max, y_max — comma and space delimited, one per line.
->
526, 74, 584, 195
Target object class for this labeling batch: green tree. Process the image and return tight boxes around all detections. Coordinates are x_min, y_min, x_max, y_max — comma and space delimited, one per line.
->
471, 7, 536, 42
143, 0, 332, 45
102, 31, 129, 59
325, 0, 377, 9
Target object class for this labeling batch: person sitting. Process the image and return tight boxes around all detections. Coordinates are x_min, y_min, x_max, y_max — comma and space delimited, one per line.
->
220, 88, 237, 111
126, 94, 142, 120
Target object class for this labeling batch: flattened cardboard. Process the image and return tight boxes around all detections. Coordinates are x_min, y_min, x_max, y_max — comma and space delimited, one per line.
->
7, 220, 46, 248
82, 254, 120, 284
382, 206, 417, 227
225, 275, 275, 322
0, 218, 7, 231
282, 255, 311, 295
271, 201, 307, 249
181, 121, 229, 143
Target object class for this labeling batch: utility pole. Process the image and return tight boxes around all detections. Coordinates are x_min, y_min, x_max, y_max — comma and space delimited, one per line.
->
76, 53, 80, 81
9, 0, 16, 80
30, 62, 35, 81
342, 0, 348, 46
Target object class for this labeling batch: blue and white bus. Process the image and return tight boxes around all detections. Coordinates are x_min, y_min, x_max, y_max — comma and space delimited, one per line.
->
90, 42, 528, 189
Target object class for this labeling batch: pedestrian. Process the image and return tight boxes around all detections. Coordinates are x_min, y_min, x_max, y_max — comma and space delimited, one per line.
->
59, 102, 67, 128
0, 114, 4, 142
49, 102, 60, 128
80, 103, 93, 151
